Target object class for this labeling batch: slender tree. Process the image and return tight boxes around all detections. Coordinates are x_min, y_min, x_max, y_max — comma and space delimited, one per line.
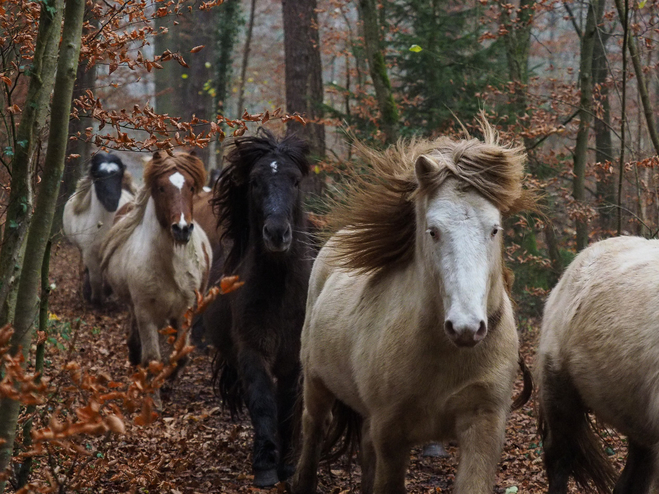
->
0, 0, 64, 326
573, 0, 601, 251
357, 0, 397, 143
236, 0, 256, 118
0, 0, 85, 486
282, 0, 325, 158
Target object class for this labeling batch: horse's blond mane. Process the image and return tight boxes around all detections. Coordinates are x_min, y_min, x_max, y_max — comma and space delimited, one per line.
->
100, 152, 206, 270
70, 175, 94, 215
327, 118, 532, 274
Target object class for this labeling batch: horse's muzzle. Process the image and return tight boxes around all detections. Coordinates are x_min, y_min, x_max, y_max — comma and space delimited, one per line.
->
263, 222, 292, 252
172, 222, 194, 243
444, 319, 487, 348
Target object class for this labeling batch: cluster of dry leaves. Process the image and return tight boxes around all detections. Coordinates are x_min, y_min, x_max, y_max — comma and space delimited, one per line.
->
0, 242, 629, 493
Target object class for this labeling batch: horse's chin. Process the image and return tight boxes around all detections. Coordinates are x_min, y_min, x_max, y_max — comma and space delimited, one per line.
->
263, 239, 292, 253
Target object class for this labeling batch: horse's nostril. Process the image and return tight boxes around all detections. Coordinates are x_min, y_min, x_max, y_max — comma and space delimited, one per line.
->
475, 320, 488, 341
444, 320, 455, 336
172, 224, 181, 232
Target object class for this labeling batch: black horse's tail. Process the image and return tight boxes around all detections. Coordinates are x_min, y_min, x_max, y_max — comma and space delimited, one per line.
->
322, 400, 362, 462
212, 353, 243, 419
512, 353, 534, 410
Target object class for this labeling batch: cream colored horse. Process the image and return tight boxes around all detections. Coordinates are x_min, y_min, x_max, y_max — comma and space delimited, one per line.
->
291, 121, 532, 494
538, 235, 659, 494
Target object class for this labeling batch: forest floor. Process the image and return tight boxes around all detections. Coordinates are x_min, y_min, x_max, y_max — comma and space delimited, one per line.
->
21, 241, 628, 493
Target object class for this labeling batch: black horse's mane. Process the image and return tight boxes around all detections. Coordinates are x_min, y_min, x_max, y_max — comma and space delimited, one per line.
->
211, 128, 311, 274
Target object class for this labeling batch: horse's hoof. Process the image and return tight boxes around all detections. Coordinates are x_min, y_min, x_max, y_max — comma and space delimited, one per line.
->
253, 468, 279, 488
421, 443, 449, 458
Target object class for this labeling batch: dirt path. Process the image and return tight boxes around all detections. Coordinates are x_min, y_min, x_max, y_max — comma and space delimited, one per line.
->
33, 242, 625, 493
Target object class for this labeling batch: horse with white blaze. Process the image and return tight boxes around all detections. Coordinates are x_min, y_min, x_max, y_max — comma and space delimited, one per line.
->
63, 152, 135, 305
101, 151, 211, 407
291, 119, 533, 494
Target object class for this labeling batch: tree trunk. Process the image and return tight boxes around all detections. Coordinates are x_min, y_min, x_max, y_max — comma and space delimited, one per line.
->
357, 0, 398, 143
0, 0, 85, 487
282, 0, 326, 159
236, 0, 256, 118
573, 0, 600, 251
0, 0, 64, 327
592, 16, 615, 232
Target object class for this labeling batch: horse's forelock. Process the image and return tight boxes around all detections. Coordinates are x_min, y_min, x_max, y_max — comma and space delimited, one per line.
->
144, 152, 207, 191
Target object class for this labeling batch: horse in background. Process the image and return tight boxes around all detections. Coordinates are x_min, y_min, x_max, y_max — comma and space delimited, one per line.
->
537, 235, 659, 494
63, 152, 135, 305
291, 119, 533, 494
203, 129, 312, 487
101, 151, 211, 408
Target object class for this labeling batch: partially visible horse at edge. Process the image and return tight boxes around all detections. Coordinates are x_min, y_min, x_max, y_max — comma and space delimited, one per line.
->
203, 129, 312, 487
101, 151, 211, 407
538, 235, 659, 494
291, 119, 533, 494
63, 152, 135, 305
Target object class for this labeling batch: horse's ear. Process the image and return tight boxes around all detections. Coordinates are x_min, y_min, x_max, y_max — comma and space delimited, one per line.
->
189, 150, 198, 157
415, 155, 437, 186
152, 151, 163, 161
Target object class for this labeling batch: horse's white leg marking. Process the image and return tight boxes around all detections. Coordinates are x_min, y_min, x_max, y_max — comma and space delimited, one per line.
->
454, 407, 507, 494
134, 306, 162, 366
291, 377, 335, 494
168, 171, 185, 189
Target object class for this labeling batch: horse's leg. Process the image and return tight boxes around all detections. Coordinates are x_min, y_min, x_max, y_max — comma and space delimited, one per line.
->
85, 254, 104, 305
453, 407, 507, 494
613, 440, 654, 494
127, 311, 141, 366
275, 368, 301, 481
237, 349, 279, 487
290, 376, 335, 494
134, 306, 163, 410
370, 417, 410, 494
360, 419, 376, 494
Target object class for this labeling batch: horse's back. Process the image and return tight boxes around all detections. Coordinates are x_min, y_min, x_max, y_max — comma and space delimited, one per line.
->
539, 236, 659, 441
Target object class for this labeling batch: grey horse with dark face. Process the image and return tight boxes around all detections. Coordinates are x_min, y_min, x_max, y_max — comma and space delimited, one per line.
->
63, 152, 134, 305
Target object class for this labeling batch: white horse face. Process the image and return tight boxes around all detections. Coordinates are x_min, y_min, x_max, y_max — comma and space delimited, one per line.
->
417, 165, 502, 348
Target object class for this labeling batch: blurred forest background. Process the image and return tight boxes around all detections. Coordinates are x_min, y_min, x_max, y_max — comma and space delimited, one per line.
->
0, 0, 659, 491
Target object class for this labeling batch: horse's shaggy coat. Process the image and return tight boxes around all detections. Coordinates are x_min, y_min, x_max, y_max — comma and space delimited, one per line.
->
101, 152, 210, 404
291, 120, 532, 494
538, 235, 659, 493
203, 129, 312, 487
63, 152, 134, 305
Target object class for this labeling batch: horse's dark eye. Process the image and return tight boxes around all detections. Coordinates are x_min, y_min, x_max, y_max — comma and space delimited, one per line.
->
491, 227, 500, 238
190, 186, 194, 192
426, 227, 439, 240
159, 186, 165, 193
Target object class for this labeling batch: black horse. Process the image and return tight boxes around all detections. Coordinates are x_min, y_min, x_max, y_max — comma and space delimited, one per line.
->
204, 129, 312, 487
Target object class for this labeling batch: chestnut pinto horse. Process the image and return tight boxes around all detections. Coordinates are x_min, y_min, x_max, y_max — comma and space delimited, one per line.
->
63, 152, 135, 305
538, 236, 659, 494
203, 129, 312, 487
101, 152, 211, 404
291, 120, 533, 494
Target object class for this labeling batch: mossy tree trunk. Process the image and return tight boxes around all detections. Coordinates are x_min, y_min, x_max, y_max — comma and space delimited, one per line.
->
0, 0, 85, 488
0, 0, 64, 327
357, 0, 398, 143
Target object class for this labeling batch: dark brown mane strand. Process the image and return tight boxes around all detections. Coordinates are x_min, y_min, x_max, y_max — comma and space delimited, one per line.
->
211, 128, 311, 274
326, 118, 531, 274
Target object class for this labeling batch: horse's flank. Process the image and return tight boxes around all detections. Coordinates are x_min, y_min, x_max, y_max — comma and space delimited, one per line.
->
326, 118, 532, 275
